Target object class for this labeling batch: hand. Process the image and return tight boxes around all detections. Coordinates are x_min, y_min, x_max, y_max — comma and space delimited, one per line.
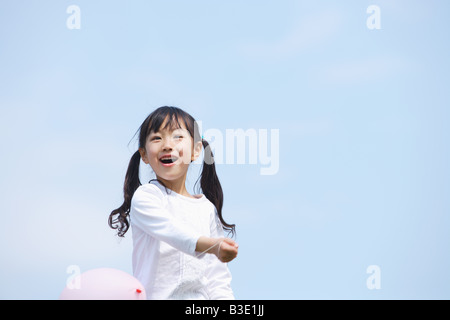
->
196, 236, 239, 262
216, 238, 238, 263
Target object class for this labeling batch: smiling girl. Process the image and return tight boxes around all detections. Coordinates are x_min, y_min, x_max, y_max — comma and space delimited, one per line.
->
108, 106, 238, 300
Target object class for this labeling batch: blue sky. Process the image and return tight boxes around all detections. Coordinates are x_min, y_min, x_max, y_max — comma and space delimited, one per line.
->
1, 0, 449, 299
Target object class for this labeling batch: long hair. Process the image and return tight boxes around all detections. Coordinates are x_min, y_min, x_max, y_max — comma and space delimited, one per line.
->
108, 106, 235, 237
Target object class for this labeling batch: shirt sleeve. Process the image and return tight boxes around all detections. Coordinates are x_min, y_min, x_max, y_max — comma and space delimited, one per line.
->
130, 184, 202, 256
205, 212, 235, 300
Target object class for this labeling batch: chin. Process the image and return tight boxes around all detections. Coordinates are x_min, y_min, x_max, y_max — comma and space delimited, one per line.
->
155, 171, 182, 182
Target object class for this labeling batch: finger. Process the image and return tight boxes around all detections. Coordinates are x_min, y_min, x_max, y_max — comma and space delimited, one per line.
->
223, 238, 239, 248
222, 238, 235, 245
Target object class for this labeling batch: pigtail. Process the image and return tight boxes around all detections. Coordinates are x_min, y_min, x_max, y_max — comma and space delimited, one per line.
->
201, 139, 236, 236
108, 150, 142, 237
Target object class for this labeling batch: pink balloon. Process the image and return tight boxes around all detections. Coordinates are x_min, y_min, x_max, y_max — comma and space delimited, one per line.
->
59, 268, 146, 300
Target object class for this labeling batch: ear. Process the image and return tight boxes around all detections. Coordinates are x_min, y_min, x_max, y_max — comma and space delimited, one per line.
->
139, 147, 149, 164
191, 140, 203, 162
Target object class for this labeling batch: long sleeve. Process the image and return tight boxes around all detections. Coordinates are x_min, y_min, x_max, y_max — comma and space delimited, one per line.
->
205, 213, 235, 300
130, 184, 202, 256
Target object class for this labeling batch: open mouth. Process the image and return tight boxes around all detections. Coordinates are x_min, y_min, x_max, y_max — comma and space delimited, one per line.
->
159, 155, 179, 165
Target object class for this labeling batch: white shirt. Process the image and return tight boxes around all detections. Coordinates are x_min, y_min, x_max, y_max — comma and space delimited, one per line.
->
130, 181, 234, 300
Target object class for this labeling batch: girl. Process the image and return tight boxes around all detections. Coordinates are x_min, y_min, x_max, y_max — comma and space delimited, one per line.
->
108, 106, 238, 300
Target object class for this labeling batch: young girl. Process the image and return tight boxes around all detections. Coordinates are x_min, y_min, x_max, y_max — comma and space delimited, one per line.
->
108, 106, 238, 300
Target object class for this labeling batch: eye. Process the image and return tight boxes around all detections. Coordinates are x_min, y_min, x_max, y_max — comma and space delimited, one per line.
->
174, 135, 184, 140
151, 136, 161, 141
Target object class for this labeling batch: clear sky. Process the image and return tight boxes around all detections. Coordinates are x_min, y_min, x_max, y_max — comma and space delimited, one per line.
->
1, 0, 449, 299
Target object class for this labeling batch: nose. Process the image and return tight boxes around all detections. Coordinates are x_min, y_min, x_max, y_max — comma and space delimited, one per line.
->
162, 138, 174, 151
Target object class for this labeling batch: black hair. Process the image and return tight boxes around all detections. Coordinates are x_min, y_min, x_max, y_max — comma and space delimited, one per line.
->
108, 106, 235, 237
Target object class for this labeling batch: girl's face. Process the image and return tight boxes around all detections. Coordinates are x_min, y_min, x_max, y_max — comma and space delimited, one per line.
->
139, 120, 202, 184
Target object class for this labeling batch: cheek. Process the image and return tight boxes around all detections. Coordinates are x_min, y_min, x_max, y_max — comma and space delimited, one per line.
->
181, 139, 192, 151
177, 142, 193, 158
146, 144, 159, 162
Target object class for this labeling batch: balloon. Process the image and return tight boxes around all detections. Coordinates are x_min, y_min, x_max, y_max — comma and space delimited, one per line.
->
59, 268, 146, 300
